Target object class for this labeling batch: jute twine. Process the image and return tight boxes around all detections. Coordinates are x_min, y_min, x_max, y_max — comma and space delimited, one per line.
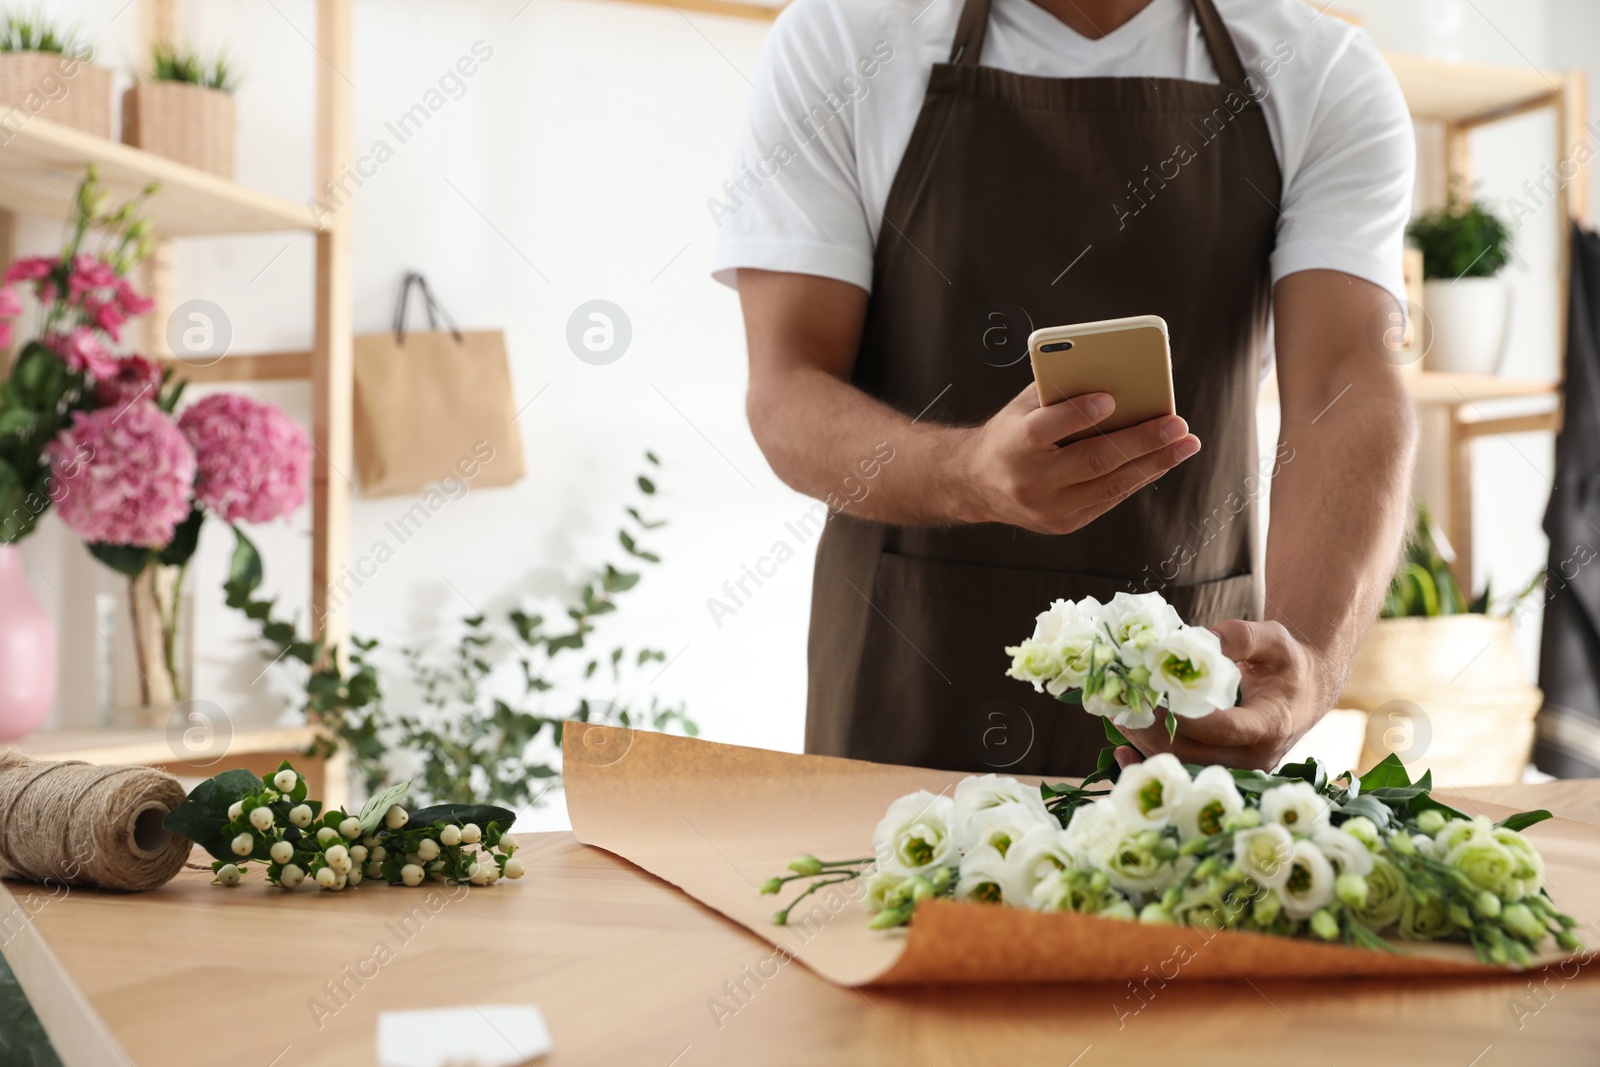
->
0, 749, 191, 892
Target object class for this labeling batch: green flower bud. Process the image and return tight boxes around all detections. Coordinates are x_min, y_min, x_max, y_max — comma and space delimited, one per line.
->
1389, 831, 1417, 857
1556, 928, 1583, 952
1335, 872, 1368, 909
929, 866, 956, 890
1502, 903, 1546, 943
1446, 902, 1473, 930
1139, 902, 1175, 924
1309, 909, 1340, 941
787, 855, 823, 877
867, 906, 912, 930
905, 876, 934, 902
1473, 890, 1501, 919
1252, 891, 1282, 927
1099, 900, 1137, 922
1416, 809, 1447, 836
1223, 808, 1262, 832
760, 877, 783, 895
1399, 888, 1450, 940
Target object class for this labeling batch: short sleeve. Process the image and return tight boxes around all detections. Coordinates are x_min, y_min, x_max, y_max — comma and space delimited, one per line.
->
709, 1, 884, 292
1269, 33, 1415, 303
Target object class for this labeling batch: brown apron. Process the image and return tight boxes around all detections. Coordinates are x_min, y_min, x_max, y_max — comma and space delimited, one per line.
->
806, 0, 1282, 777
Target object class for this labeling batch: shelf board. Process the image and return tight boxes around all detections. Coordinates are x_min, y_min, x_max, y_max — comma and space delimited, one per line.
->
15, 723, 323, 766
1384, 53, 1561, 126
1403, 371, 1560, 405
160, 350, 311, 383
0, 116, 321, 237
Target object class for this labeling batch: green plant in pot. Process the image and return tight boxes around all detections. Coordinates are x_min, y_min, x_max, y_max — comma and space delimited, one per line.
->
1406, 197, 1513, 376
123, 40, 240, 177
0, 10, 110, 137
1342, 504, 1541, 786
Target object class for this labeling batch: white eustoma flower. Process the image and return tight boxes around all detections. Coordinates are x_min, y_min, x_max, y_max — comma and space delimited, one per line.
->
1260, 781, 1331, 834
1234, 824, 1295, 889
1492, 827, 1546, 897
861, 870, 906, 914
1313, 826, 1374, 877
1101, 591, 1183, 666
1110, 753, 1190, 827
954, 846, 1015, 904
1277, 839, 1336, 919
1004, 825, 1081, 909
1005, 598, 1103, 694
959, 801, 1054, 858
1063, 799, 1138, 867
873, 792, 957, 877
953, 775, 1051, 840
1143, 626, 1241, 719
1168, 765, 1244, 840
1083, 680, 1158, 731
1436, 816, 1495, 855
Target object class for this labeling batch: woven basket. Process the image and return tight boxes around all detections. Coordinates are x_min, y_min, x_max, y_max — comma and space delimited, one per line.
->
0, 52, 112, 138
1339, 615, 1539, 786
121, 81, 235, 177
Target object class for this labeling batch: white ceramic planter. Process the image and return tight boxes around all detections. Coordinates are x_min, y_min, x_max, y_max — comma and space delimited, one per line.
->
1422, 276, 1512, 375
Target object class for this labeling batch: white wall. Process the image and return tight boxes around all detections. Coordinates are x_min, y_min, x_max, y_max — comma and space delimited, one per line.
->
20, 0, 1597, 825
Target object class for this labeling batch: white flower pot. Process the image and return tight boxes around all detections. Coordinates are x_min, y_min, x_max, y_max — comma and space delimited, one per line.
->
1422, 276, 1512, 376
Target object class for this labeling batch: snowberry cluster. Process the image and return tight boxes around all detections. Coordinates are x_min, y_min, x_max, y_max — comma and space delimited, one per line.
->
208, 763, 524, 892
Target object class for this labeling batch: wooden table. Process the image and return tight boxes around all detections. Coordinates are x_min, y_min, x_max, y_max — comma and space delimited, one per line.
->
4, 783, 1599, 1067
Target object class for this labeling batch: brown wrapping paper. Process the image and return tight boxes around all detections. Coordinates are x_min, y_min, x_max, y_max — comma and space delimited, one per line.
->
564, 725, 1599, 985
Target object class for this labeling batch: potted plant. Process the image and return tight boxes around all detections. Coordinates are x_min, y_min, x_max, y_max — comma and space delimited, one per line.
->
1406, 197, 1514, 376
122, 42, 238, 177
0, 12, 110, 138
1339, 505, 1540, 785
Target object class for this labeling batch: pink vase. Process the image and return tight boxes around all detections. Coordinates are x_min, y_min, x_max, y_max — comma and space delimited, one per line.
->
0, 545, 55, 739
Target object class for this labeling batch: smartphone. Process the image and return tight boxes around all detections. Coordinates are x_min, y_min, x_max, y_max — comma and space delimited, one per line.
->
1028, 315, 1175, 443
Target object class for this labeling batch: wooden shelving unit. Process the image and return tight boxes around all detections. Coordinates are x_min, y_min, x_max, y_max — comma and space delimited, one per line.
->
1384, 52, 1589, 586
0, 0, 354, 801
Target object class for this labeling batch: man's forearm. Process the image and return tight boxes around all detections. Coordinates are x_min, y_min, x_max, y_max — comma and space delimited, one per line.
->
1264, 367, 1416, 710
746, 361, 980, 526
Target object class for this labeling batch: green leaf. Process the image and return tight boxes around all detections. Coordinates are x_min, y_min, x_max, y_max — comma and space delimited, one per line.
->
357, 779, 412, 835
1359, 753, 1412, 791
88, 542, 155, 578
157, 507, 205, 567
162, 768, 266, 861
406, 803, 516, 829
637, 475, 656, 494
226, 526, 264, 597
1497, 810, 1553, 833
1102, 719, 1131, 748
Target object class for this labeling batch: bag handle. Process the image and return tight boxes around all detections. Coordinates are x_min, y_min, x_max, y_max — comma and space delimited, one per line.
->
392, 271, 464, 345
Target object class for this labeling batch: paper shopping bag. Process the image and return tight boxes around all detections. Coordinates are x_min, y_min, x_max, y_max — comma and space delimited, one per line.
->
352, 272, 526, 497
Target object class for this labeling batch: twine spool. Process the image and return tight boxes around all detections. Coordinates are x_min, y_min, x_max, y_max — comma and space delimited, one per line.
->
0, 750, 191, 892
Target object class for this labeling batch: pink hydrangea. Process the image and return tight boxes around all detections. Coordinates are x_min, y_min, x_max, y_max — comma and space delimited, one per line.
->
178, 393, 309, 524
95, 355, 164, 410
46, 327, 120, 380
46, 401, 197, 548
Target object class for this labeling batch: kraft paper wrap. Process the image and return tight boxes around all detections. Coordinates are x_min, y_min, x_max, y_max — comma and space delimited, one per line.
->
564, 725, 1600, 986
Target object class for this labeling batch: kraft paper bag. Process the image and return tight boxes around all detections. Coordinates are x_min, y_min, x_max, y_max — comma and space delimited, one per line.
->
353, 272, 526, 497
563, 725, 1600, 987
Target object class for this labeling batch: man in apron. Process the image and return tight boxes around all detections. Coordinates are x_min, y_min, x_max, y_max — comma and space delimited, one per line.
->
714, 0, 1417, 775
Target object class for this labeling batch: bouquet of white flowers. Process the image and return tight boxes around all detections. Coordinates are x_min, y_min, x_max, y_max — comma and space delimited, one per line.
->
763, 753, 1580, 968
1005, 591, 1241, 739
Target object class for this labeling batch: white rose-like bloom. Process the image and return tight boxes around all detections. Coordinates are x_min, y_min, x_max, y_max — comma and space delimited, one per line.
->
1101, 591, 1183, 666
962, 801, 1054, 858
953, 775, 1050, 843
1005, 598, 1103, 695
954, 846, 1015, 904
1063, 799, 1138, 868
1436, 816, 1495, 855
1234, 824, 1295, 889
873, 792, 957, 877
1277, 839, 1337, 919
1143, 627, 1241, 719
1170, 765, 1245, 840
1492, 827, 1546, 897
1313, 826, 1374, 877
1260, 781, 1332, 834
1004, 825, 1081, 909
1110, 753, 1190, 827
861, 869, 906, 915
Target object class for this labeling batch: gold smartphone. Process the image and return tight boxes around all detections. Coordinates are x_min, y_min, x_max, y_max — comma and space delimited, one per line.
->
1028, 315, 1175, 443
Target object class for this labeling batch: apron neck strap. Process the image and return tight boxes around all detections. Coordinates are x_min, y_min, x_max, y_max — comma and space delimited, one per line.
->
1189, 0, 1252, 91
947, 0, 991, 64
947, 0, 1253, 91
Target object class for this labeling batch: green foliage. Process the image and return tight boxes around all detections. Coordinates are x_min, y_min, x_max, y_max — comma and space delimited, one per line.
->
1407, 196, 1512, 280
147, 40, 238, 93
229, 452, 696, 809
0, 11, 91, 58
1382, 503, 1491, 618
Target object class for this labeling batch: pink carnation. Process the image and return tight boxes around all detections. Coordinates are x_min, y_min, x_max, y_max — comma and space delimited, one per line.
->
46, 328, 120, 380
68, 255, 118, 300
0, 286, 21, 319
178, 393, 310, 524
46, 402, 197, 548
95, 355, 164, 410
3, 257, 52, 285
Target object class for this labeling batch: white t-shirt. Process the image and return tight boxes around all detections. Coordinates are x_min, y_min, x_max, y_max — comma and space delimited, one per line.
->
710, 0, 1415, 308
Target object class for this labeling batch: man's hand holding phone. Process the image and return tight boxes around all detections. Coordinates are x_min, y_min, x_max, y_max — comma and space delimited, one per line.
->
956, 383, 1200, 534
